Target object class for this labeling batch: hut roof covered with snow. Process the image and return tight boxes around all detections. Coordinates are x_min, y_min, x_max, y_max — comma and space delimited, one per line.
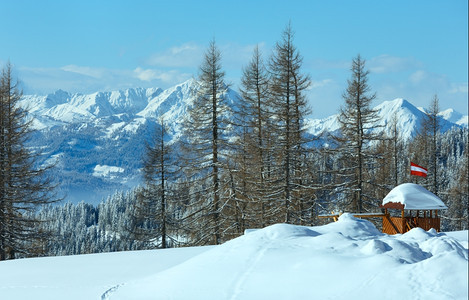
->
382, 183, 447, 210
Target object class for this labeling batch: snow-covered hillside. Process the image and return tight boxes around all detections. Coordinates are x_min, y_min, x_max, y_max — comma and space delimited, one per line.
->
0, 215, 467, 300
19, 82, 467, 204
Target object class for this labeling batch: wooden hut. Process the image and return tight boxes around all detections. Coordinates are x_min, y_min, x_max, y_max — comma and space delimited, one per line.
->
381, 183, 447, 234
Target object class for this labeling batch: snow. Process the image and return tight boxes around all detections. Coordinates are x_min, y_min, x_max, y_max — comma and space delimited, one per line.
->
305, 114, 341, 136
0, 247, 211, 300
1, 215, 467, 300
438, 108, 469, 127
93, 164, 125, 178
446, 231, 469, 249
456, 116, 468, 127
19, 86, 466, 136
374, 98, 422, 138
305, 98, 466, 140
105, 121, 126, 137
382, 183, 448, 210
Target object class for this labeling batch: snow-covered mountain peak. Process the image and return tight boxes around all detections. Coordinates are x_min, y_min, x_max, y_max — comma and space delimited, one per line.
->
105, 87, 162, 113
439, 107, 457, 119
19, 82, 466, 204
138, 78, 196, 120
375, 98, 422, 117
306, 97, 465, 141
20, 86, 168, 124
373, 98, 423, 138
438, 108, 468, 127
379, 99, 468, 128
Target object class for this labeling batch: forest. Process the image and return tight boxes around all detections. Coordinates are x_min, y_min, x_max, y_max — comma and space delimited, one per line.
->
1, 25, 467, 259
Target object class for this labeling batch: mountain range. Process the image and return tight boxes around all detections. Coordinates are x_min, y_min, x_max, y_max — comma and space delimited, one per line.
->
19, 79, 468, 204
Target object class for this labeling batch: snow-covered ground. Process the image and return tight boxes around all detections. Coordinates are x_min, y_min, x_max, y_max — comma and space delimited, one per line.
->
1, 214, 467, 300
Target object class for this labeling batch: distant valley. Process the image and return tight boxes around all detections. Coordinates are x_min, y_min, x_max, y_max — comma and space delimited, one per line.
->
20, 80, 468, 204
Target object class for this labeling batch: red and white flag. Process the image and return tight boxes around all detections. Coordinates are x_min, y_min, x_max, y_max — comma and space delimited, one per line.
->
410, 162, 428, 177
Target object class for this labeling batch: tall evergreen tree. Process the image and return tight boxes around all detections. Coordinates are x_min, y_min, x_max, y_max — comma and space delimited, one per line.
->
0, 62, 58, 260
132, 119, 177, 248
180, 40, 232, 245
421, 95, 441, 195
409, 95, 441, 195
333, 54, 381, 213
235, 45, 274, 228
269, 24, 311, 223
372, 114, 406, 201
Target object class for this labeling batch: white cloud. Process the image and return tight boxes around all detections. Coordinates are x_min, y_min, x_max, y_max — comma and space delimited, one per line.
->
369, 55, 422, 74
146, 42, 203, 68
133, 67, 191, 84
61, 65, 106, 79
220, 42, 266, 68
133, 67, 159, 82
171, 44, 199, 55
310, 79, 333, 89
372, 68, 467, 114
17, 65, 192, 95
449, 82, 468, 94
145, 41, 265, 72
409, 70, 428, 84
408, 70, 449, 88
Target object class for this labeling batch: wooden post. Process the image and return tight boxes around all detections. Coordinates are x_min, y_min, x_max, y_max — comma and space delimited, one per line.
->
401, 209, 405, 232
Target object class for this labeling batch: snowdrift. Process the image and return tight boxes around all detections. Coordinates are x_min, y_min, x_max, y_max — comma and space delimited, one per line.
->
0, 214, 467, 300
107, 214, 468, 299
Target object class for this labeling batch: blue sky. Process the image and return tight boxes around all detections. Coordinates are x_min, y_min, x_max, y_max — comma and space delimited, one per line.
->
0, 0, 467, 118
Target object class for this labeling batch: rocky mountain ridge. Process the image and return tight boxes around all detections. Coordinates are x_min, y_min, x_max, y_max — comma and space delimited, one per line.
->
19, 80, 467, 204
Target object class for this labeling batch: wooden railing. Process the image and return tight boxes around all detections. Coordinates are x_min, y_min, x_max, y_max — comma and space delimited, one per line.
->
383, 215, 441, 234
383, 215, 405, 234
406, 217, 440, 232
317, 213, 385, 222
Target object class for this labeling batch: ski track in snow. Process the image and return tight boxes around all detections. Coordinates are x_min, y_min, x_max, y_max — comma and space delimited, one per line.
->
101, 283, 123, 300
228, 240, 272, 300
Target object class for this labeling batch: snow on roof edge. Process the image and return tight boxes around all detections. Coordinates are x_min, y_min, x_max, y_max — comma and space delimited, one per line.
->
382, 183, 448, 210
